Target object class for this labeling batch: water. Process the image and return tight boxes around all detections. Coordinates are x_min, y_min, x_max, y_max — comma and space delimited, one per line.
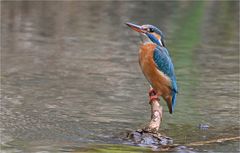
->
1, 1, 239, 152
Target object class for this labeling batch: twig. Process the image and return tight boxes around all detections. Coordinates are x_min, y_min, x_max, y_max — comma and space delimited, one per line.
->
186, 136, 240, 146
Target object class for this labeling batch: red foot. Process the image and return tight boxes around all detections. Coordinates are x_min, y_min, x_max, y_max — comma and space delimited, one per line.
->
149, 88, 157, 96
148, 89, 159, 104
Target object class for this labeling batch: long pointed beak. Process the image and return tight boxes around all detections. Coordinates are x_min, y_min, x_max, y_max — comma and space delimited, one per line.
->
125, 22, 144, 33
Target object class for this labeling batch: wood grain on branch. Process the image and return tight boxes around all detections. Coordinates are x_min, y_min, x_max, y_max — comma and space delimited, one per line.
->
143, 99, 162, 133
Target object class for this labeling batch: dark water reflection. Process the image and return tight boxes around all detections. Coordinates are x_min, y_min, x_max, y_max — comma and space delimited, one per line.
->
1, 1, 239, 153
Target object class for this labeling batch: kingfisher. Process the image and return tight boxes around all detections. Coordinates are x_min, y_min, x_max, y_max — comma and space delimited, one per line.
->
126, 22, 178, 114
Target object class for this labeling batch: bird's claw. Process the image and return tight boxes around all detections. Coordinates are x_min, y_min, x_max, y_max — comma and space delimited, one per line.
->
148, 89, 159, 104
149, 95, 159, 104
148, 88, 157, 96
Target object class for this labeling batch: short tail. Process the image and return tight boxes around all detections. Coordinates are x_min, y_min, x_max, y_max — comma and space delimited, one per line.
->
166, 91, 177, 114
171, 91, 177, 113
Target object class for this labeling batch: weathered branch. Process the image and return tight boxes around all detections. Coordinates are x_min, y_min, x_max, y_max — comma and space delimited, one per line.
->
126, 93, 239, 150
143, 99, 162, 133
126, 98, 172, 146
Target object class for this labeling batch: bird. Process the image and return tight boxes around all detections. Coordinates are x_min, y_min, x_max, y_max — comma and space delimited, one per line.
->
126, 22, 178, 114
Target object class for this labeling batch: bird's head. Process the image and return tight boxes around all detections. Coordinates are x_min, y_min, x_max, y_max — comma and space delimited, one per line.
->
126, 22, 165, 47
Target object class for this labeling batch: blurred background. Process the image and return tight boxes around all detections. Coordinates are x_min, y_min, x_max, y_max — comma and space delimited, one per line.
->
1, 1, 239, 153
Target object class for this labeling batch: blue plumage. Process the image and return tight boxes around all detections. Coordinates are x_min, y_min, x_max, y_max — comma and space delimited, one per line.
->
146, 33, 161, 46
145, 25, 165, 39
153, 46, 178, 112
125, 22, 178, 113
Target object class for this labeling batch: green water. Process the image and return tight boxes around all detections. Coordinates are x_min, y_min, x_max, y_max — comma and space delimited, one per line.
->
1, 1, 239, 153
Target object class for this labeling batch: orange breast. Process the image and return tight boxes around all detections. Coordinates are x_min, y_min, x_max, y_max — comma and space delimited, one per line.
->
139, 43, 172, 98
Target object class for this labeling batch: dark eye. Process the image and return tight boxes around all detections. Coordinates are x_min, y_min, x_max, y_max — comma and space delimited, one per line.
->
149, 28, 154, 32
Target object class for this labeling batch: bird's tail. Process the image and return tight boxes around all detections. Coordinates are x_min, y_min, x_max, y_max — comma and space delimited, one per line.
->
166, 91, 177, 114
171, 91, 177, 113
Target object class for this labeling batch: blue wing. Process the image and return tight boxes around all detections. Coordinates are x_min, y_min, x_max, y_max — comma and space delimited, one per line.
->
153, 46, 178, 112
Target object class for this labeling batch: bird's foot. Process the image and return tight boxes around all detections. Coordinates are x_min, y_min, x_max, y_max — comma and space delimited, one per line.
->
148, 88, 157, 96
149, 95, 159, 104
148, 88, 159, 104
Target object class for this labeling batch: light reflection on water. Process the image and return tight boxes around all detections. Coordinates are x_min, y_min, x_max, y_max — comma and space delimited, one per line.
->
1, 1, 239, 153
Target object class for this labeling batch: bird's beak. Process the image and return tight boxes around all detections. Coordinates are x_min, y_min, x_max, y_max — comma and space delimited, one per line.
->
125, 22, 144, 33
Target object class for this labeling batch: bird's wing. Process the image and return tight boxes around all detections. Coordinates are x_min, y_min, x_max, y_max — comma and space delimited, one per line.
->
153, 46, 178, 113
153, 46, 178, 93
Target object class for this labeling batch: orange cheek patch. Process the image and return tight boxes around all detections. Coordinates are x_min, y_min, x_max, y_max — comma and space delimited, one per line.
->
152, 33, 161, 40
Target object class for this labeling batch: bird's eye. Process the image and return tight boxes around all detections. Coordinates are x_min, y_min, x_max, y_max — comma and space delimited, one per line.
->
149, 28, 154, 32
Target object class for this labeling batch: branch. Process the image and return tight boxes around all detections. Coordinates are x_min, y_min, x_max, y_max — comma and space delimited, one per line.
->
186, 136, 240, 146
143, 99, 162, 133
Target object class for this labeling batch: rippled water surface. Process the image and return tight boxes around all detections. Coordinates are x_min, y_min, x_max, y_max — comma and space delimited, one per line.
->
1, 1, 239, 153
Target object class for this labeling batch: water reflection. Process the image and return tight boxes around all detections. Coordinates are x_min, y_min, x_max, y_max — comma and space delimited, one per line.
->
1, 1, 239, 152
